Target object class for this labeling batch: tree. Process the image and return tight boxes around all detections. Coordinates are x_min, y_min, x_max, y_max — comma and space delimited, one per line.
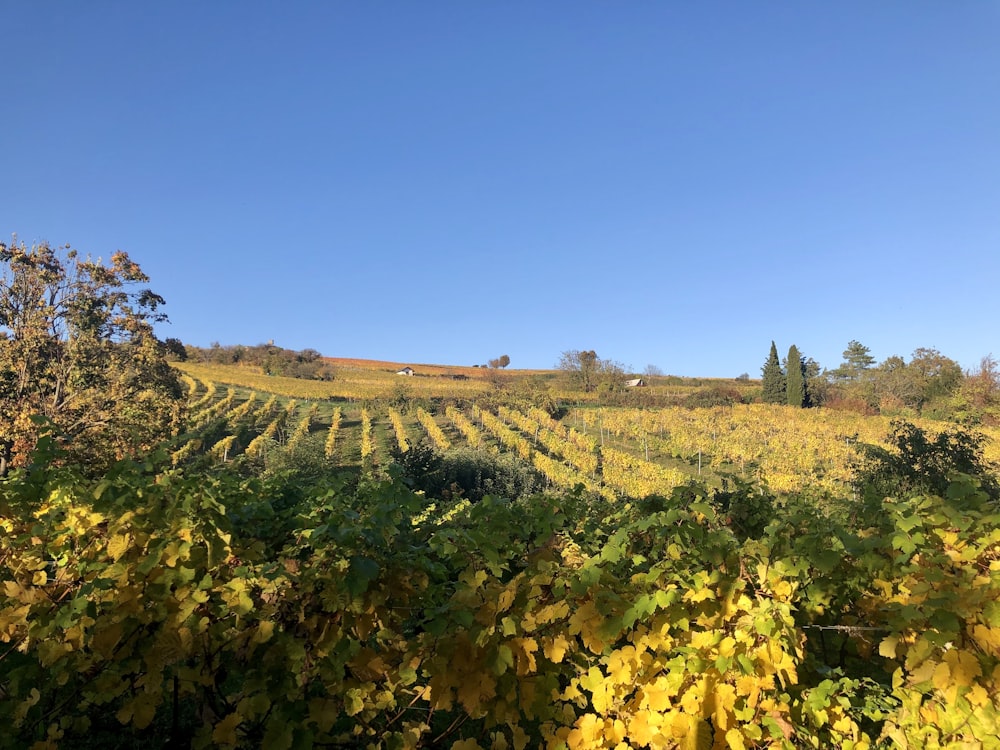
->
487, 354, 510, 369
832, 340, 876, 382
760, 341, 785, 404
954, 355, 1000, 425
802, 357, 827, 406
785, 345, 805, 407
557, 350, 600, 392
908, 347, 962, 406
162, 337, 188, 361
0, 237, 183, 474
557, 350, 626, 394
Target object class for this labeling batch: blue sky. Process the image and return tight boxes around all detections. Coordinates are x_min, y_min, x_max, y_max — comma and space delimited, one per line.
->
3, 3, 998, 377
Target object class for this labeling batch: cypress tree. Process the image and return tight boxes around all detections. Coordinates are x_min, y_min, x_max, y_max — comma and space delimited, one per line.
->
761, 341, 786, 404
786, 344, 805, 407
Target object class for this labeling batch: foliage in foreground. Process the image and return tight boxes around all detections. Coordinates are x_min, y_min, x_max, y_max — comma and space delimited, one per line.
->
1, 446, 999, 749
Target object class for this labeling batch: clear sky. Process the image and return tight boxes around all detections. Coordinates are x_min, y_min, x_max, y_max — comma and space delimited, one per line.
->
4, 3, 998, 377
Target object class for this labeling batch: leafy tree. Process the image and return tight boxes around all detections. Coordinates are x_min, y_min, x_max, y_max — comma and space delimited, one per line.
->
785, 344, 806, 407
802, 356, 827, 406
556, 350, 629, 396
487, 354, 511, 369
557, 349, 600, 392
864, 348, 963, 416
0, 237, 182, 474
953, 355, 1000, 425
908, 347, 962, 407
162, 336, 188, 361
760, 341, 785, 404
871, 355, 921, 411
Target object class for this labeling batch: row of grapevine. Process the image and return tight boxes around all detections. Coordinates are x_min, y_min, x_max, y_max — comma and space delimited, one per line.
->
601, 445, 689, 498
388, 408, 410, 452
208, 434, 238, 461
360, 407, 375, 462
416, 407, 451, 450
245, 412, 286, 457
286, 404, 318, 453
531, 450, 612, 499
500, 406, 599, 476
250, 395, 279, 426
325, 408, 342, 459
476, 407, 532, 460
187, 378, 217, 411
179, 373, 200, 398
224, 392, 258, 427
446, 405, 482, 448
190, 387, 236, 429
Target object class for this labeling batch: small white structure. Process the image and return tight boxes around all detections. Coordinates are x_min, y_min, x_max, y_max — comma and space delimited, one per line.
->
625, 378, 646, 387
396, 367, 415, 376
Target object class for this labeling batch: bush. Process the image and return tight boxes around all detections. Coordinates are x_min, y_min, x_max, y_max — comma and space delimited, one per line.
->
392, 442, 544, 502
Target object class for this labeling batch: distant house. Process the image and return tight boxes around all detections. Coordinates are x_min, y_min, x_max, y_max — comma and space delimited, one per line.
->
396, 367, 415, 376
625, 378, 646, 388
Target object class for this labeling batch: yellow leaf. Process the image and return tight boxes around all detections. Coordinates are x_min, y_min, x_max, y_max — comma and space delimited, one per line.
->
932, 661, 951, 693
878, 636, 898, 659
690, 630, 719, 651
772, 580, 792, 600
567, 713, 603, 747
251, 620, 275, 645
628, 709, 656, 746
107, 534, 130, 562
512, 637, 538, 676
643, 678, 674, 712
943, 648, 981, 687
212, 712, 241, 746
607, 646, 637, 685
712, 684, 736, 730
497, 586, 516, 613
725, 728, 746, 750
543, 633, 570, 663
832, 716, 855, 734
909, 658, 937, 685
568, 600, 606, 654
32, 570, 47, 586
972, 624, 1000, 657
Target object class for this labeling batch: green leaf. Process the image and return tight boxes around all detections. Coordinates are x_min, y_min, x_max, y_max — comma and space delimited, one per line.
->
493, 645, 514, 675
345, 556, 380, 596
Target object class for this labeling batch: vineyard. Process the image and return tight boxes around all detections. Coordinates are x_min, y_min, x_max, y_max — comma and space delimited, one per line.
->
1, 364, 999, 749
163, 369, 1000, 502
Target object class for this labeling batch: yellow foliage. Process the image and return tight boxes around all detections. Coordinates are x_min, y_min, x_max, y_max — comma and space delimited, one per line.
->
543, 633, 571, 663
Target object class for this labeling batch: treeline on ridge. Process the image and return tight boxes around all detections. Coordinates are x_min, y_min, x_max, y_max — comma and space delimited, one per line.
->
178, 341, 336, 381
